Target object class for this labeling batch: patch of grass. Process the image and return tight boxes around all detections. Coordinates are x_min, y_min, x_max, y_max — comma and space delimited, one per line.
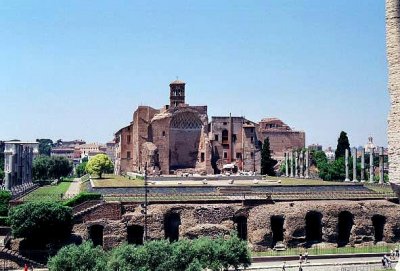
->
365, 184, 394, 193
23, 181, 72, 202
91, 174, 144, 188
268, 177, 347, 186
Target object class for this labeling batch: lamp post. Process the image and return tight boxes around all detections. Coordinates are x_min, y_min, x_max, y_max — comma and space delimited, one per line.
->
143, 163, 148, 242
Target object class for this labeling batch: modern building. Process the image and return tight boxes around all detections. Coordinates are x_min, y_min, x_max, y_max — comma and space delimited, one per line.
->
3, 141, 39, 193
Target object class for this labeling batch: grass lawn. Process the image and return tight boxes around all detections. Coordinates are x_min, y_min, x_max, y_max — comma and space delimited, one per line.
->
253, 244, 398, 257
365, 184, 394, 193
91, 174, 144, 188
24, 181, 72, 202
265, 177, 349, 186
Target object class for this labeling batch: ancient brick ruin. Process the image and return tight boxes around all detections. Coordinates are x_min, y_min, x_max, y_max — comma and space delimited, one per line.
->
72, 199, 400, 251
114, 80, 305, 175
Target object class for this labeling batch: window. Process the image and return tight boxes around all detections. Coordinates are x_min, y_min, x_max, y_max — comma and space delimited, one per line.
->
236, 153, 242, 159
223, 152, 228, 159
223, 122, 228, 125
162, 131, 166, 136
201, 152, 205, 162
251, 136, 254, 143
127, 135, 131, 144
127, 151, 131, 159
222, 130, 229, 143
214, 134, 219, 141
232, 134, 237, 142
250, 128, 254, 133
250, 152, 254, 158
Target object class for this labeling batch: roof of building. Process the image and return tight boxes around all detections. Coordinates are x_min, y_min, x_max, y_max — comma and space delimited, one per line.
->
170, 79, 185, 85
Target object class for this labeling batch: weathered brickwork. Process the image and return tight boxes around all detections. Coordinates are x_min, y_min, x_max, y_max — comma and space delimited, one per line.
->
73, 200, 400, 251
114, 81, 305, 175
386, 0, 400, 183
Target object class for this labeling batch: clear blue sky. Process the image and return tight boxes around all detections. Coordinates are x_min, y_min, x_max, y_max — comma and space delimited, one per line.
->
0, 0, 388, 149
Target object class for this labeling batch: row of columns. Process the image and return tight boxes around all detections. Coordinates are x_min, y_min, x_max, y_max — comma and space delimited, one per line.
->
345, 147, 385, 184
284, 150, 310, 179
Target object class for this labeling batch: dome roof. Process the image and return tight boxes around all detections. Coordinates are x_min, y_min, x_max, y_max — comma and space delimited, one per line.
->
170, 79, 185, 85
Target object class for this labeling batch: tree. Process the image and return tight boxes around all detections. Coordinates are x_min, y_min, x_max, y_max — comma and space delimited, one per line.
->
36, 139, 54, 156
261, 137, 277, 176
335, 131, 350, 160
0, 190, 11, 216
32, 155, 51, 181
0, 168, 4, 181
9, 202, 73, 245
49, 156, 73, 181
48, 242, 108, 271
86, 154, 113, 179
76, 162, 88, 177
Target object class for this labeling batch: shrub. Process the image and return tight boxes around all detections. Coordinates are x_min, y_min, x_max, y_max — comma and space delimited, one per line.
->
48, 242, 108, 271
0, 190, 12, 216
0, 216, 9, 226
9, 202, 72, 245
63, 193, 102, 207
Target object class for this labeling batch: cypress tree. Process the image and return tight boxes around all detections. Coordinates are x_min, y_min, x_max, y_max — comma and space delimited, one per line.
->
261, 137, 277, 176
335, 131, 350, 160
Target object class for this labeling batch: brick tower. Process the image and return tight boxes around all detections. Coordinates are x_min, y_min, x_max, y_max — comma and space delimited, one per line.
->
169, 79, 185, 108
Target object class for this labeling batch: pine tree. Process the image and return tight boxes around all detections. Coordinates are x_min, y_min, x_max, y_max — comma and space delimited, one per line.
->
335, 131, 350, 160
261, 137, 277, 176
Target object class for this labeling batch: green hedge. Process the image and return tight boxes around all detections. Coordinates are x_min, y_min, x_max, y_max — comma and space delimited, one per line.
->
63, 193, 102, 207
0, 216, 9, 226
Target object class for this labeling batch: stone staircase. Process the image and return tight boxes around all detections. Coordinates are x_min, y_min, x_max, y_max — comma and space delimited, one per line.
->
0, 247, 46, 268
73, 201, 105, 218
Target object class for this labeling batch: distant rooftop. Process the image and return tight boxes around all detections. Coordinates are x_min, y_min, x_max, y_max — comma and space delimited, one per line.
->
170, 79, 185, 85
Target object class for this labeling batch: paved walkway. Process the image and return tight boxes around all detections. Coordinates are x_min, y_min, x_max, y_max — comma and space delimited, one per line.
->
249, 256, 399, 270
64, 178, 81, 197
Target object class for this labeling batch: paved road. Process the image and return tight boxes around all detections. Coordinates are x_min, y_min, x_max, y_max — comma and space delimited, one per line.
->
248, 256, 399, 270
64, 178, 81, 197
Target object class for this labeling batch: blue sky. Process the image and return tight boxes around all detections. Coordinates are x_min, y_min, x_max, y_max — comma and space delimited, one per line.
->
0, 0, 388, 148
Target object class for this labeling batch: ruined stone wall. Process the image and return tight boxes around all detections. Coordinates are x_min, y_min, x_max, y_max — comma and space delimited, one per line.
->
151, 116, 171, 175
386, 0, 400, 182
117, 125, 134, 174
260, 131, 305, 160
73, 200, 400, 251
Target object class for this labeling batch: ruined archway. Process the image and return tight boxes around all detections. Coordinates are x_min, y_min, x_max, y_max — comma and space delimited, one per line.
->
88, 225, 104, 247
271, 215, 285, 247
164, 213, 181, 242
234, 216, 248, 240
337, 211, 354, 247
169, 111, 203, 170
127, 225, 144, 245
305, 211, 322, 244
372, 215, 386, 242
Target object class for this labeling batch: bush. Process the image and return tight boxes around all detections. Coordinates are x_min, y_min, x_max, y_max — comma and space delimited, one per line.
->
9, 202, 72, 245
0, 190, 12, 216
63, 193, 102, 207
48, 242, 108, 271
0, 216, 9, 226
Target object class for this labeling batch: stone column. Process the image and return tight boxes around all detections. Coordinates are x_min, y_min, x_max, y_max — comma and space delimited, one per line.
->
299, 151, 304, 178
294, 151, 299, 178
379, 147, 385, 184
345, 149, 350, 182
352, 147, 358, 182
290, 151, 294, 178
360, 148, 366, 182
305, 149, 310, 179
369, 149, 374, 183
285, 152, 289, 177
386, 0, 400, 184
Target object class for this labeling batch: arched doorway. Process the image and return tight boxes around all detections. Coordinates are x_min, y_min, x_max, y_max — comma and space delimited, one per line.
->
337, 211, 354, 247
372, 215, 386, 242
305, 211, 323, 244
234, 216, 248, 241
164, 213, 181, 242
127, 225, 144, 245
89, 225, 104, 247
271, 215, 285, 247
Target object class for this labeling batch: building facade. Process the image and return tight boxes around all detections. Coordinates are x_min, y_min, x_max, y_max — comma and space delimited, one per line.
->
114, 81, 305, 175
3, 141, 38, 192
